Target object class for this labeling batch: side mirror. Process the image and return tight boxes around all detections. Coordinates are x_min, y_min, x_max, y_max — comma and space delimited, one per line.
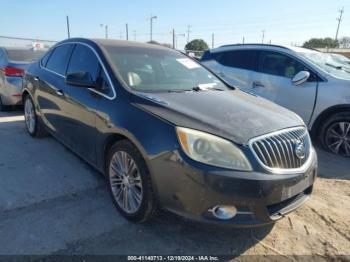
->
292, 71, 310, 86
65, 71, 96, 88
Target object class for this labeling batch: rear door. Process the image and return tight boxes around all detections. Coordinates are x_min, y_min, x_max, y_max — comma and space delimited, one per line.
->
62, 44, 102, 163
213, 50, 258, 90
36, 44, 74, 140
252, 51, 318, 124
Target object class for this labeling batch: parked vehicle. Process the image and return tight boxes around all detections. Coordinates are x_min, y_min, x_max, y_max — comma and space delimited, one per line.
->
22, 38, 317, 226
201, 44, 350, 157
0, 47, 45, 111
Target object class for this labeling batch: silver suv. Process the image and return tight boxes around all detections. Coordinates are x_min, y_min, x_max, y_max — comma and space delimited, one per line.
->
201, 44, 350, 157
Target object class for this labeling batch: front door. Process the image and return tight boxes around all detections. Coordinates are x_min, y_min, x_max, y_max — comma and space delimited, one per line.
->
62, 44, 102, 164
250, 51, 318, 124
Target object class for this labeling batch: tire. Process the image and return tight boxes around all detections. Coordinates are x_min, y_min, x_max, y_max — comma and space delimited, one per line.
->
106, 140, 157, 222
319, 112, 350, 157
0, 96, 8, 112
23, 95, 48, 138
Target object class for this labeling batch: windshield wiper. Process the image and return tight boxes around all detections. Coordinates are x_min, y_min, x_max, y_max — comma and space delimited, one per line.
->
326, 63, 343, 70
192, 86, 225, 91
168, 86, 225, 93
167, 88, 197, 93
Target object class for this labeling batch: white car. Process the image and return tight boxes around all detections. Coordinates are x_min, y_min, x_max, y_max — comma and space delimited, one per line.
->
201, 44, 350, 157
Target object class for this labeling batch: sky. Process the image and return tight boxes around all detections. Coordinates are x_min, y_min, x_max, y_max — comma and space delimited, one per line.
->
0, 0, 349, 50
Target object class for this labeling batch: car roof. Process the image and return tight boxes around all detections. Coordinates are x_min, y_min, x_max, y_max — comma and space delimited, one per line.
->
210, 44, 320, 55
58, 38, 172, 51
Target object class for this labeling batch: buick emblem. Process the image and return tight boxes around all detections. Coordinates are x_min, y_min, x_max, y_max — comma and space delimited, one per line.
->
294, 140, 305, 159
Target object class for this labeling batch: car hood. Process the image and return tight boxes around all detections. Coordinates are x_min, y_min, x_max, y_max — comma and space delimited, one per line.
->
132, 89, 304, 145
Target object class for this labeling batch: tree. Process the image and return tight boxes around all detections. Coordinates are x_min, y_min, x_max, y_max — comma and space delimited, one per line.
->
303, 37, 339, 49
185, 39, 209, 51
339, 37, 350, 48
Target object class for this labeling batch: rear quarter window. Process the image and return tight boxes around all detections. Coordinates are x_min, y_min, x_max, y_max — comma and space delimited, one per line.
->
46, 44, 74, 75
40, 51, 52, 67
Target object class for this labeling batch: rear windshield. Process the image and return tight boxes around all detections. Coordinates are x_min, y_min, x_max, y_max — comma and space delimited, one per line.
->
5, 49, 46, 62
103, 45, 227, 92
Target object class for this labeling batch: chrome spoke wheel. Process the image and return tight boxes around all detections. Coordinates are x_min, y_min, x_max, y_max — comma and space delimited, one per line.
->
24, 98, 35, 134
109, 151, 143, 214
325, 121, 350, 156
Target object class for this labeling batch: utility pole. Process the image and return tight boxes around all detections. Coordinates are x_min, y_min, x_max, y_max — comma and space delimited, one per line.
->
172, 29, 175, 49
261, 30, 265, 44
175, 33, 185, 49
100, 24, 108, 39
242, 36, 245, 44
211, 33, 214, 49
335, 7, 344, 41
66, 15, 70, 38
186, 25, 192, 43
150, 15, 157, 42
126, 23, 129, 40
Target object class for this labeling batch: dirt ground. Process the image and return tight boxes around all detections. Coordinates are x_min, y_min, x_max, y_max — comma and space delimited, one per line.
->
0, 111, 349, 261
242, 150, 350, 261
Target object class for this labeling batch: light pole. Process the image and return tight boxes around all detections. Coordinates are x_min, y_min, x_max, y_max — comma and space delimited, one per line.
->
100, 24, 109, 39
150, 15, 157, 42
261, 30, 265, 44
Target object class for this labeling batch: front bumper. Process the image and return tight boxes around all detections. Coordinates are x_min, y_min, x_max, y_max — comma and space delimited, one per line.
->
150, 148, 317, 227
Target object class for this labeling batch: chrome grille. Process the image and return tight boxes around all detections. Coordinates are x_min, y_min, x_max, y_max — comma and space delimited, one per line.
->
249, 127, 311, 171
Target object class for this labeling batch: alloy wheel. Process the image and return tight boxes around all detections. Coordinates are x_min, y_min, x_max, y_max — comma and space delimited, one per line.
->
24, 98, 36, 134
325, 121, 350, 157
109, 151, 143, 214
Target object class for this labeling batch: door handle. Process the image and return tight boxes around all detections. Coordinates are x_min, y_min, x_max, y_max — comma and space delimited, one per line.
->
55, 89, 64, 96
252, 81, 265, 88
33, 76, 40, 81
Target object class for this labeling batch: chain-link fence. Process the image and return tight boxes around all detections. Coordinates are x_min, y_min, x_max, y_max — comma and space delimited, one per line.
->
0, 36, 57, 50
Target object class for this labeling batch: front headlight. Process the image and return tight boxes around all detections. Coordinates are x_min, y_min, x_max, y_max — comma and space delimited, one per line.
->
176, 127, 252, 171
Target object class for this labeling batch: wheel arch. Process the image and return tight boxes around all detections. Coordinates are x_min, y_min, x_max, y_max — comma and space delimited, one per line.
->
101, 131, 161, 202
311, 104, 350, 136
22, 88, 32, 104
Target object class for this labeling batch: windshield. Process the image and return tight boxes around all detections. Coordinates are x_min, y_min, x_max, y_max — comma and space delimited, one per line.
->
298, 51, 350, 80
104, 46, 228, 92
331, 54, 350, 65
5, 49, 46, 62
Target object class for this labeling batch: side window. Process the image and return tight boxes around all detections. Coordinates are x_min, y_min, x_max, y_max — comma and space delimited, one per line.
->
96, 68, 113, 95
46, 44, 74, 75
258, 51, 306, 78
216, 50, 258, 70
67, 44, 100, 82
41, 50, 52, 67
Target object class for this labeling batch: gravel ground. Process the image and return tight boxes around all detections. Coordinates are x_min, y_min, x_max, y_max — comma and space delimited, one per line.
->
0, 111, 349, 261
